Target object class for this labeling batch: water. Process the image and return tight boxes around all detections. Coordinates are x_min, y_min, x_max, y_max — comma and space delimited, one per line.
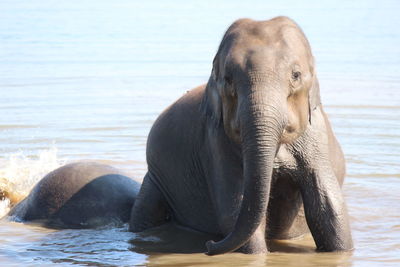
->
0, 0, 399, 266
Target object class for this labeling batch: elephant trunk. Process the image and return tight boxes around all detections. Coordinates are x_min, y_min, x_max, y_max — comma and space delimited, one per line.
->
206, 88, 285, 255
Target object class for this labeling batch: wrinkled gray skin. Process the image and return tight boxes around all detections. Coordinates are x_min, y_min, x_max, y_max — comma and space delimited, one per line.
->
8, 162, 140, 229
129, 16, 353, 255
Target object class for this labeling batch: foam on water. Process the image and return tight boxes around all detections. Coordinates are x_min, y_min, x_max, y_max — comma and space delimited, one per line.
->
0, 146, 66, 218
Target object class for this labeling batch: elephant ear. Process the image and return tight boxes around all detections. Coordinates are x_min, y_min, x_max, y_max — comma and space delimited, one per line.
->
201, 70, 223, 126
201, 28, 233, 126
308, 76, 321, 124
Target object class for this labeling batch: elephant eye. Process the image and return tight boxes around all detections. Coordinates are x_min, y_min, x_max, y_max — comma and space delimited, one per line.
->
223, 75, 236, 97
292, 71, 301, 81
224, 75, 233, 85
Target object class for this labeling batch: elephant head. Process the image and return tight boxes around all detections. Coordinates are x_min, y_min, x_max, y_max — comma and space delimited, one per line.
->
202, 17, 321, 255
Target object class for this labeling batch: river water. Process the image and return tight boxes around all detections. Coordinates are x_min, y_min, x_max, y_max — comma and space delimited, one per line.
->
0, 0, 399, 266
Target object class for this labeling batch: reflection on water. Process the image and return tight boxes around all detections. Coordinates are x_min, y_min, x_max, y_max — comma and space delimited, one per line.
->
0, 221, 353, 267
0, 221, 146, 266
0, 0, 399, 266
144, 252, 353, 267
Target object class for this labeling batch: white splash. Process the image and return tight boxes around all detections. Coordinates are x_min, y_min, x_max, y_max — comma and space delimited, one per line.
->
0, 198, 11, 216
0, 146, 66, 218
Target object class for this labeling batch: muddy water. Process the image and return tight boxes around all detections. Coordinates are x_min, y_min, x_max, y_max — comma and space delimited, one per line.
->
0, 0, 399, 266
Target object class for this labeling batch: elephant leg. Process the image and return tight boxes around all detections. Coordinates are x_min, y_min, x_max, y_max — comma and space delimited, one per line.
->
235, 216, 268, 254
299, 167, 353, 251
129, 173, 169, 232
282, 206, 309, 239
267, 192, 308, 240
267, 173, 308, 240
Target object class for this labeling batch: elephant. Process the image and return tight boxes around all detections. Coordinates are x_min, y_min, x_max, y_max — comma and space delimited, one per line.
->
129, 16, 353, 255
7, 162, 140, 229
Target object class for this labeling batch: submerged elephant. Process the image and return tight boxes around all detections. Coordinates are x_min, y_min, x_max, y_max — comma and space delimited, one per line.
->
8, 162, 140, 229
129, 16, 353, 255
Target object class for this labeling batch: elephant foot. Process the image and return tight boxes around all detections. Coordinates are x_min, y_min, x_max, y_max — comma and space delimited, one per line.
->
235, 226, 268, 254
236, 241, 268, 254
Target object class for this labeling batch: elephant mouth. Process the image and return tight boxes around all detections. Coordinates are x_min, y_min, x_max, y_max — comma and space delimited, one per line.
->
281, 125, 299, 144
